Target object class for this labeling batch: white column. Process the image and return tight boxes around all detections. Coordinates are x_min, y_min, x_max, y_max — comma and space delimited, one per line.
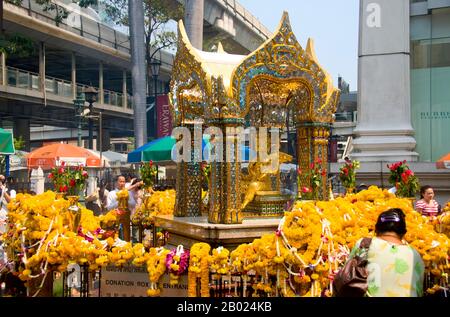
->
352, 0, 418, 162
30, 167, 45, 195
86, 168, 97, 196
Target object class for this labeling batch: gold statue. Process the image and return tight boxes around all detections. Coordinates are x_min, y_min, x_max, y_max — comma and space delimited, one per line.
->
241, 151, 293, 210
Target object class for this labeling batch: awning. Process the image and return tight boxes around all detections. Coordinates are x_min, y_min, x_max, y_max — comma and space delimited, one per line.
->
0, 128, 15, 155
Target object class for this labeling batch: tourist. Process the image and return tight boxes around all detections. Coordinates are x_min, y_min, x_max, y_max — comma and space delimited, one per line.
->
345, 208, 424, 297
106, 175, 135, 211
415, 185, 441, 217
0, 175, 15, 205
0, 175, 15, 234
85, 179, 109, 216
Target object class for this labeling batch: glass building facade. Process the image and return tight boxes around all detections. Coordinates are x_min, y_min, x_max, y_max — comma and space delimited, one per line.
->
411, 4, 450, 162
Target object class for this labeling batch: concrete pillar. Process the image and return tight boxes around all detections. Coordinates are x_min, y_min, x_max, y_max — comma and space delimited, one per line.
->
184, 0, 204, 49
39, 42, 46, 96
71, 52, 77, 99
122, 70, 127, 108
1, 52, 6, 86
99, 62, 104, 104
129, 0, 147, 147
352, 0, 418, 162
30, 167, 45, 195
13, 118, 31, 152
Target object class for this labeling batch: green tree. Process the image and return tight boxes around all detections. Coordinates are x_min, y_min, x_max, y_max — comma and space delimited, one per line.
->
102, 0, 184, 93
14, 136, 25, 151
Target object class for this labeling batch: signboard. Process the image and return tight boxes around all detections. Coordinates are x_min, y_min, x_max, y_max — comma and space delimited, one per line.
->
100, 264, 188, 297
156, 95, 172, 138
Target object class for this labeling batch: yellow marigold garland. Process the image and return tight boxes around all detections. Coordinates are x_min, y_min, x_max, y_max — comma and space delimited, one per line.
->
146, 247, 170, 297
188, 243, 210, 297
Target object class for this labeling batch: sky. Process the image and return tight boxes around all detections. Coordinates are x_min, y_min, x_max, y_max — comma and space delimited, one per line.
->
238, 0, 359, 91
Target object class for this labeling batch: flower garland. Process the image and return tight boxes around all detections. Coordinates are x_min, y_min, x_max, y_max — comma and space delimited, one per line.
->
3, 186, 450, 297
188, 243, 210, 297
166, 245, 190, 285
146, 247, 170, 297
209, 246, 230, 275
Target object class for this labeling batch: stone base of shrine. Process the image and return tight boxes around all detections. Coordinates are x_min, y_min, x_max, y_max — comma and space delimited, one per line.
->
154, 215, 281, 249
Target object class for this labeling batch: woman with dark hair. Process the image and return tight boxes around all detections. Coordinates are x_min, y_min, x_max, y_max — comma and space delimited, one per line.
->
85, 179, 109, 216
415, 185, 440, 217
345, 208, 424, 297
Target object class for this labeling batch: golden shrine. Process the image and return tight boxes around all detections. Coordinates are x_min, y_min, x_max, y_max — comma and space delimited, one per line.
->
168, 12, 340, 225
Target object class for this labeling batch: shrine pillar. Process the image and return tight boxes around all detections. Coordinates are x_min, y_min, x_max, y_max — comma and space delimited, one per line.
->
174, 122, 203, 217
296, 122, 331, 200
207, 119, 244, 224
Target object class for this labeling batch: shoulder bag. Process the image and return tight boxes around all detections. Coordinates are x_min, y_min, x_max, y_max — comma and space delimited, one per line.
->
333, 237, 372, 297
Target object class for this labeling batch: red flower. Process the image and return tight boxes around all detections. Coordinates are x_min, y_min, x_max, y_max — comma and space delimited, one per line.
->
58, 167, 64, 174
69, 179, 76, 187
316, 158, 322, 164
82, 171, 88, 177
321, 169, 327, 176
48, 173, 53, 179
61, 161, 65, 167
301, 186, 311, 193
310, 162, 315, 169
149, 160, 153, 167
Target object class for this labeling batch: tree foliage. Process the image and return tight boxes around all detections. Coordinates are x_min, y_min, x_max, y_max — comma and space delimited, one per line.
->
103, 0, 183, 91
14, 136, 25, 151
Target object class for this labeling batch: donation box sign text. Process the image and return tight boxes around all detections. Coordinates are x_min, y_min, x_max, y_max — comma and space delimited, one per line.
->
100, 265, 188, 297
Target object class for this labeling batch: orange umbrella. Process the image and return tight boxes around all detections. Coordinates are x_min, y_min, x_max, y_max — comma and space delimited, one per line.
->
27, 143, 101, 169
436, 152, 450, 169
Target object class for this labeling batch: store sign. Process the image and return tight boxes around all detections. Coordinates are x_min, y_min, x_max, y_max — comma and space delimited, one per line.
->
100, 265, 188, 297
420, 112, 450, 120
156, 95, 173, 138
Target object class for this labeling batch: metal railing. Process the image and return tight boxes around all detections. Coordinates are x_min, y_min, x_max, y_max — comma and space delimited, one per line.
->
206, 0, 271, 40
6, 66, 40, 91
334, 111, 356, 122
45, 75, 72, 98
14, 0, 130, 54
2, 65, 132, 109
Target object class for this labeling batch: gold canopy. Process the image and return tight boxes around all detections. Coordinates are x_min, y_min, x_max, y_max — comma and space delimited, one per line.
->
169, 11, 340, 124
